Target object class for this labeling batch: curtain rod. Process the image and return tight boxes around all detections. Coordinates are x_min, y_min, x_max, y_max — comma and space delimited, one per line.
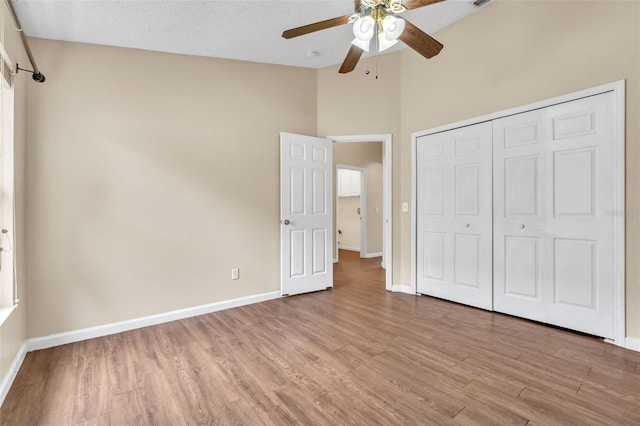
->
4, 0, 45, 82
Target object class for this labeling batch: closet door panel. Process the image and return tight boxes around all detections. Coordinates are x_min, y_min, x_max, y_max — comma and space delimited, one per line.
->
417, 122, 493, 310
494, 92, 616, 339
493, 109, 549, 322
545, 92, 615, 338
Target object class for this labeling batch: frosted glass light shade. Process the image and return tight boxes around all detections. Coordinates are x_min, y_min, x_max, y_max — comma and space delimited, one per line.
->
382, 16, 405, 39
378, 33, 398, 52
351, 16, 375, 52
378, 16, 405, 52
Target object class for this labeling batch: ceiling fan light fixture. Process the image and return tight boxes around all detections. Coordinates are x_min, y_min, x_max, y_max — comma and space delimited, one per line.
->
282, 0, 445, 74
351, 16, 375, 52
378, 16, 405, 52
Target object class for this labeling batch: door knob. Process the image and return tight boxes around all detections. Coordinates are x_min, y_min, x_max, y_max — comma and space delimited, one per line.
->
520, 224, 525, 229
283, 219, 291, 225
465, 223, 470, 228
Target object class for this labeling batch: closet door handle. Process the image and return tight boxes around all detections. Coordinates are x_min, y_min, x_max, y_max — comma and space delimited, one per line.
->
465, 223, 470, 228
520, 224, 525, 229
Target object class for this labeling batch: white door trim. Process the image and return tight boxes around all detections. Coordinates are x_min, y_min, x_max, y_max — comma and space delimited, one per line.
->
329, 134, 393, 292
411, 80, 626, 346
336, 165, 367, 259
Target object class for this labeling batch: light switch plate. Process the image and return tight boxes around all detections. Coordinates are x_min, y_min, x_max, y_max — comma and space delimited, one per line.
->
402, 202, 409, 212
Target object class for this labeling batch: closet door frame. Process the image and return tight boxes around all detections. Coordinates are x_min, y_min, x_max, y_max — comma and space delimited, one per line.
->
410, 80, 626, 347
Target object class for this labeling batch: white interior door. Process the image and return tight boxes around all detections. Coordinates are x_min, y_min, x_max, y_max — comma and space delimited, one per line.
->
280, 132, 333, 296
416, 122, 493, 310
493, 92, 616, 338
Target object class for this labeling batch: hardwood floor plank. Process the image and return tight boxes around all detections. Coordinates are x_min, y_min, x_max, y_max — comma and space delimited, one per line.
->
575, 383, 640, 424
458, 379, 554, 424
518, 387, 628, 426
1, 249, 638, 425
452, 403, 530, 426
463, 351, 583, 395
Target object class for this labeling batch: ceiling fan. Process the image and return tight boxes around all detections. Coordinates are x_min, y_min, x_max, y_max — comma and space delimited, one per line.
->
282, 0, 445, 74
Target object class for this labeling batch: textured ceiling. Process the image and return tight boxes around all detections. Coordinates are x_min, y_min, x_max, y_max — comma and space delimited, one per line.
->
13, 0, 485, 69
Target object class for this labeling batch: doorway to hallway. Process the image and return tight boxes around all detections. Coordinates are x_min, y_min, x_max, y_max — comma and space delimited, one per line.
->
333, 249, 385, 291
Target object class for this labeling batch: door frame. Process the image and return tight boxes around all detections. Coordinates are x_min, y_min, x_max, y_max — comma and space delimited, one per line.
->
411, 80, 626, 347
335, 165, 367, 259
329, 134, 393, 292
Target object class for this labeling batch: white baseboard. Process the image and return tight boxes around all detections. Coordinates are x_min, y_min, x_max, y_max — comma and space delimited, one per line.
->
625, 337, 640, 352
26, 291, 281, 352
391, 284, 415, 295
0, 342, 27, 407
333, 258, 338, 264
338, 246, 360, 252
362, 252, 382, 258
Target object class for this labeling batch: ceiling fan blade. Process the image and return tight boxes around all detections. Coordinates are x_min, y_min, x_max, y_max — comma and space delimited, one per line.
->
403, 0, 446, 10
282, 15, 351, 39
339, 45, 364, 74
399, 19, 444, 59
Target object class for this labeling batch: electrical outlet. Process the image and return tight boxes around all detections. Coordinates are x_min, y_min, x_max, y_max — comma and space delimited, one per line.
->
402, 202, 409, 212
231, 268, 239, 280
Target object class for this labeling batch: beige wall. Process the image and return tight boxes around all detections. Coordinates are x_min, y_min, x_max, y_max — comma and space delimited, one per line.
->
318, 53, 401, 279
334, 142, 384, 258
0, 4, 28, 395
24, 38, 317, 338
398, 0, 640, 336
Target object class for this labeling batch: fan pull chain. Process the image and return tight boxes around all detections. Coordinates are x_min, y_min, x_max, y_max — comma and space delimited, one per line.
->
374, 28, 379, 79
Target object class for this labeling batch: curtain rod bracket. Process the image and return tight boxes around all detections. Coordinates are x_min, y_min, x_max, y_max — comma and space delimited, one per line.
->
16, 63, 45, 83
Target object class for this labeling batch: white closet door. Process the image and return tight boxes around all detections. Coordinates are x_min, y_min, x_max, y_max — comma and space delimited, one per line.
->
494, 92, 616, 338
493, 108, 548, 322
416, 122, 493, 310
545, 93, 615, 338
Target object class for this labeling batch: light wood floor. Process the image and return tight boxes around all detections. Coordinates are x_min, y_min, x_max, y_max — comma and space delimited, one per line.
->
2, 250, 640, 425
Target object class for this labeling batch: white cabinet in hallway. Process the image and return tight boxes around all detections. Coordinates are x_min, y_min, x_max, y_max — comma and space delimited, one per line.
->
338, 168, 361, 197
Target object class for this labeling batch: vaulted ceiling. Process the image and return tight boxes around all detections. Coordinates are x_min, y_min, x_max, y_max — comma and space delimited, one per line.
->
13, 0, 485, 69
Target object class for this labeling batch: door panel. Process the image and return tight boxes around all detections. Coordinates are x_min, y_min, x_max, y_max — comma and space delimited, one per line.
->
454, 233, 480, 288
504, 236, 539, 298
424, 232, 445, 281
455, 164, 480, 216
424, 168, 445, 215
553, 238, 596, 309
553, 148, 595, 217
290, 229, 305, 277
417, 122, 493, 310
504, 155, 539, 216
312, 229, 328, 274
312, 169, 327, 214
281, 132, 333, 296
